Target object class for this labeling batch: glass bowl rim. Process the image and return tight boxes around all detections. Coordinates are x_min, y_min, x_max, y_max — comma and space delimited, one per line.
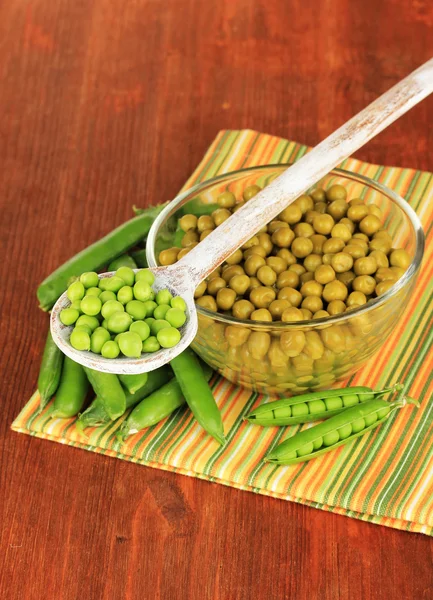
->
147, 163, 425, 329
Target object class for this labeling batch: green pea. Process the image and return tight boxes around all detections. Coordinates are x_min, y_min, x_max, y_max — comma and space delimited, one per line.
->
107, 312, 132, 333
74, 324, 92, 336
142, 336, 160, 353
338, 424, 353, 439
157, 327, 181, 348
80, 296, 102, 317
143, 300, 158, 317
135, 269, 155, 286
80, 271, 99, 288
133, 281, 153, 302
99, 276, 125, 293
156, 289, 173, 305
313, 437, 323, 450
129, 320, 150, 341
116, 266, 135, 287
145, 317, 156, 328
101, 300, 124, 319
101, 319, 109, 330
342, 394, 359, 407
280, 451, 297, 461
273, 406, 292, 418
60, 308, 79, 326
153, 304, 171, 320
99, 290, 117, 304
291, 403, 309, 417
76, 315, 99, 331
377, 406, 391, 419
117, 286, 134, 305
70, 300, 82, 312
118, 331, 142, 358
166, 307, 186, 328
67, 281, 85, 302
297, 442, 314, 457
70, 328, 90, 351
360, 392, 375, 401
90, 327, 111, 354
308, 399, 326, 414
85, 286, 102, 297
150, 319, 171, 336
113, 333, 122, 343
126, 300, 147, 320
101, 340, 120, 359
171, 296, 187, 311
324, 397, 343, 411
323, 431, 340, 446
351, 418, 366, 433
364, 412, 378, 427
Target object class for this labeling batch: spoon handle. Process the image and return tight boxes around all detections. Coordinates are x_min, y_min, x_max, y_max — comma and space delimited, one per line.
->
179, 57, 433, 287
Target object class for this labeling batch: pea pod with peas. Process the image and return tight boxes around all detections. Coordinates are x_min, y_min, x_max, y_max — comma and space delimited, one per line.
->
246, 384, 403, 426
265, 395, 419, 465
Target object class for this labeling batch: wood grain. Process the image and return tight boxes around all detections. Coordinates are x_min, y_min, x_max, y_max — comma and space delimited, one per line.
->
1, 1, 432, 598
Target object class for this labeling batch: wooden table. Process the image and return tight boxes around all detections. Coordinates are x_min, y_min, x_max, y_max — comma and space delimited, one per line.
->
1, 1, 432, 598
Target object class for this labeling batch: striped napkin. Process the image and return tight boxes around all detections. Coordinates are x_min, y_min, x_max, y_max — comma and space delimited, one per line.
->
12, 130, 433, 535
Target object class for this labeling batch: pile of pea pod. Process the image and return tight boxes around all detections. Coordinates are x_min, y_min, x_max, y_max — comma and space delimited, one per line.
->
245, 385, 419, 465
36, 204, 225, 445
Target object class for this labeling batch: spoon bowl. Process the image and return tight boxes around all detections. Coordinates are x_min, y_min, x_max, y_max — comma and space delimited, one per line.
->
50, 267, 198, 374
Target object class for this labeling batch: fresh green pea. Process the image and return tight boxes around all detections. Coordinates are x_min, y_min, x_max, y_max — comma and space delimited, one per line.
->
80, 295, 102, 316
342, 394, 359, 408
150, 319, 171, 336
67, 280, 85, 302
60, 308, 80, 326
156, 289, 173, 305
273, 406, 292, 418
313, 437, 323, 450
171, 296, 187, 311
135, 269, 155, 285
291, 403, 309, 418
142, 336, 160, 353
37, 331, 64, 409
117, 286, 134, 305
157, 327, 181, 348
133, 280, 153, 302
99, 290, 117, 304
143, 300, 158, 317
90, 327, 111, 354
101, 340, 120, 358
351, 418, 365, 433
74, 324, 92, 336
108, 254, 137, 271
52, 357, 89, 418
70, 328, 91, 351
84, 367, 126, 419
101, 319, 109, 330
80, 271, 99, 288
118, 331, 142, 358
70, 299, 82, 312
166, 307, 186, 328
101, 300, 124, 319
338, 424, 353, 439
364, 412, 378, 426
76, 315, 99, 331
325, 397, 343, 411
126, 300, 147, 320
145, 317, 156, 328
129, 320, 150, 341
85, 286, 102, 297
99, 276, 125, 293
116, 266, 135, 286
153, 304, 171, 320
107, 312, 132, 333
309, 399, 326, 414
377, 406, 391, 419
323, 431, 340, 446
297, 442, 314, 457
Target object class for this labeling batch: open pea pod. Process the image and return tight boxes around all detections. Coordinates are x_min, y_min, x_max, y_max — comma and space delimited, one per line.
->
246, 384, 403, 426
265, 395, 419, 466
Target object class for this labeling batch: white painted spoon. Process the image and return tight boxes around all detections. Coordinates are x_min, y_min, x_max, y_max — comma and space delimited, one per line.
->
51, 57, 433, 374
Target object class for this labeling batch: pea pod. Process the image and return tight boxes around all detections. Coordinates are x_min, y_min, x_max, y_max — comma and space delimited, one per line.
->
84, 367, 126, 420
107, 254, 137, 271
37, 331, 64, 409
37, 203, 167, 311
246, 384, 402, 426
265, 396, 419, 465
52, 357, 89, 418
119, 373, 149, 395
118, 359, 214, 440
76, 366, 172, 431
170, 349, 225, 445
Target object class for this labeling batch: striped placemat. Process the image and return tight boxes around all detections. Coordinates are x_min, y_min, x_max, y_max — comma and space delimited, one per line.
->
12, 130, 433, 535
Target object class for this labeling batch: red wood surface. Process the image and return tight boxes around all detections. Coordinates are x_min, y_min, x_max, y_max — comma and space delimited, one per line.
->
1, 1, 433, 598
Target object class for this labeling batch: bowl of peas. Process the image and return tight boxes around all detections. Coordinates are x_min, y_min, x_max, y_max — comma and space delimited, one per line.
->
146, 164, 424, 396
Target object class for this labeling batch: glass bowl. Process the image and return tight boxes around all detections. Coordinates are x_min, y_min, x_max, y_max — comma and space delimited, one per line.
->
147, 165, 424, 396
